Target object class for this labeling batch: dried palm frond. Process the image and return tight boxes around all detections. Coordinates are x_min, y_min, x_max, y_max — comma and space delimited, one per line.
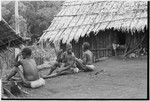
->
67, 27, 78, 43
39, 1, 147, 43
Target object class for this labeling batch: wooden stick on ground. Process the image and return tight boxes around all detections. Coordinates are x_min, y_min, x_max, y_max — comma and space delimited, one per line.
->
123, 35, 145, 57
3, 87, 16, 98
43, 73, 58, 79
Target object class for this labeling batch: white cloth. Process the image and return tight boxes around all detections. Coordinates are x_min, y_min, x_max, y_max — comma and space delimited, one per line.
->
30, 78, 45, 88
86, 65, 95, 70
72, 68, 79, 73
112, 43, 119, 50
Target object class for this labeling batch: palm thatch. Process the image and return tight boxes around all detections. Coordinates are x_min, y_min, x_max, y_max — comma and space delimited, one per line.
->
0, 18, 24, 51
39, 1, 147, 44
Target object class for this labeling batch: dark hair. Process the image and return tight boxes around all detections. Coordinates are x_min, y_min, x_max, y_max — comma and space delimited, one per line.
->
82, 42, 90, 51
22, 48, 32, 56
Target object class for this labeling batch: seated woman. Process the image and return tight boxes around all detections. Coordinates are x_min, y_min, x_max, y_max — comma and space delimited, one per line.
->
44, 43, 79, 79
76, 42, 95, 72
5, 47, 45, 88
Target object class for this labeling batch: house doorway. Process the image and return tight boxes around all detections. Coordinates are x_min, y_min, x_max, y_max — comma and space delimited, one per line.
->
117, 32, 126, 45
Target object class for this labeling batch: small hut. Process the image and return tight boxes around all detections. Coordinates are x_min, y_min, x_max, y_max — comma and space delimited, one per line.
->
0, 18, 24, 73
39, 1, 147, 60
0, 18, 25, 98
0, 18, 23, 51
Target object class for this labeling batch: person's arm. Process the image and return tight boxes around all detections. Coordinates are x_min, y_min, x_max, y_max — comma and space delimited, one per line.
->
58, 54, 76, 72
61, 52, 67, 63
64, 55, 76, 70
14, 60, 30, 85
15, 52, 22, 63
16, 67, 30, 85
70, 55, 76, 66
5, 57, 22, 81
82, 53, 87, 65
14, 60, 22, 67
56, 49, 63, 62
15, 54, 20, 63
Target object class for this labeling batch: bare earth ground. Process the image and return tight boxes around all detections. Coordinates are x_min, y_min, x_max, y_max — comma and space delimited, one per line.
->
6, 56, 148, 99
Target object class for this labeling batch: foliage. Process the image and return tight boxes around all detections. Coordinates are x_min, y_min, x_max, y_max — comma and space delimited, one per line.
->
28, 44, 56, 65
2, 1, 63, 43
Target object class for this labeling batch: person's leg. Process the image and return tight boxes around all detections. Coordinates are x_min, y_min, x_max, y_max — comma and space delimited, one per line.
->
84, 65, 95, 72
43, 72, 58, 79
56, 65, 73, 75
48, 62, 60, 75
18, 81, 31, 88
6, 68, 17, 81
114, 49, 117, 56
15, 67, 31, 88
75, 59, 87, 71
57, 68, 74, 75
48, 66, 56, 75
56, 65, 71, 73
5, 67, 31, 88
43, 67, 73, 79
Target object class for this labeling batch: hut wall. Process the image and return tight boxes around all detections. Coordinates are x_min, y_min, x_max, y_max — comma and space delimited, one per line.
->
70, 31, 112, 61
60, 28, 147, 62
92, 30, 112, 60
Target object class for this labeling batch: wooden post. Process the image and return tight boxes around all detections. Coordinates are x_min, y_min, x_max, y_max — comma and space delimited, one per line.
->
15, 0, 20, 35
0, 0, 1, 21
15, 0, 21, 58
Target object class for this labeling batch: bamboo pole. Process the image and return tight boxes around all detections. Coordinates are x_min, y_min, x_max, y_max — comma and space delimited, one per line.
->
14, 0, 21, 69
15, 0, 20, 35
0, 0, 1, 21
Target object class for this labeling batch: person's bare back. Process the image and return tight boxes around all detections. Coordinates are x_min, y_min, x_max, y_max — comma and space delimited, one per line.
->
83, 50, 93, 65
6, 47, 45, 88
21, 58, 39, 81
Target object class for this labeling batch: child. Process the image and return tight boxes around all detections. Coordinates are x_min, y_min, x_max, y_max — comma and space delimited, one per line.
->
44, 43, 79, 79
6, 47, 45, 88
112, 43, 119, 56
76, 42, 95, 72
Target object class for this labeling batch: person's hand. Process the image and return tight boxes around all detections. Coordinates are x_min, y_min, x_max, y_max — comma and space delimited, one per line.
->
75, 57, 79, 61
25, 80, 30, 85
22, 81, 31, 87
17, 52, 22, 57
22, 79, 30, 86
18, 52, 22, 56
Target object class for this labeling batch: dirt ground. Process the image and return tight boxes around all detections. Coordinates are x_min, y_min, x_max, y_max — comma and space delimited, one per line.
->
5, 56, 148, 99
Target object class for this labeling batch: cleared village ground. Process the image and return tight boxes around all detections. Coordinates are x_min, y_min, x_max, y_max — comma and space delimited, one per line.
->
17, 56, 147, 99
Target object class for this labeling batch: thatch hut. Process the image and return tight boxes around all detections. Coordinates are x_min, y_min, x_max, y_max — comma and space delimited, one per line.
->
0, 18, 24, 51
0, 18, 25, 97
39, 1, 147, 60
0, 18, 24, 71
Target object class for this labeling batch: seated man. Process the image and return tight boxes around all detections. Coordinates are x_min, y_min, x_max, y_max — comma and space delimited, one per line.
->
44, 43, 79, 79
76, 42, 95, 72
5, 47, 45, 88
58, 43, 79, 73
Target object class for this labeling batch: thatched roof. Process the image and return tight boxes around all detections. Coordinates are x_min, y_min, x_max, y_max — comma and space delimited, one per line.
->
0, 19, 24, 51
40, 1, 147, 44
